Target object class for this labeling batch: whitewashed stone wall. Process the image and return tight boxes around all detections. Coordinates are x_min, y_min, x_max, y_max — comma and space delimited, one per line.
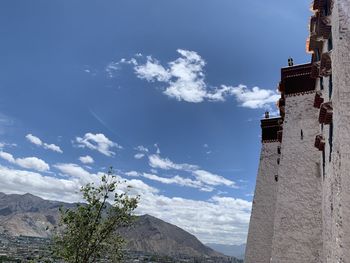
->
270, 93, 323, 263
245, 141, 279, 263
327, 1, 350, 262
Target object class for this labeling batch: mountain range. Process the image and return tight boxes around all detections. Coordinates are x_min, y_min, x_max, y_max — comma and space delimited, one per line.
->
0, 192, 243, 262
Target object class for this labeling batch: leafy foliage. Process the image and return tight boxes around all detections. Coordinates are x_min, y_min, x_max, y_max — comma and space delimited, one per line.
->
53, 167, 139, 262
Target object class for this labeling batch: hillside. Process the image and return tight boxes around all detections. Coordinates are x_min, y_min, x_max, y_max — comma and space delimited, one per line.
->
119, 214, 221, 258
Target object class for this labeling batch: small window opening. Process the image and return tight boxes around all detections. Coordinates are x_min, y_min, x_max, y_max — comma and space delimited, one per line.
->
315, 48, 320, 62
328, 34, 333, 51
329, 75, 333, 99
324, 0, 330, 16
277, 158, 280, 165
329, 122, 333, 162
300, 129, 304, 140
277, 146, 281, 154
322, 149, 326, 180
274, 175, 279, 182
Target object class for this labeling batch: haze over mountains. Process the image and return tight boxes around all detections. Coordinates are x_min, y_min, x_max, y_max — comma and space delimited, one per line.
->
206, 243, 246, 260
0, 192, 243, 262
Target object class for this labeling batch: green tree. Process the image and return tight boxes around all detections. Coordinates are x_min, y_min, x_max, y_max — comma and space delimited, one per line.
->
53, 167, 139, 262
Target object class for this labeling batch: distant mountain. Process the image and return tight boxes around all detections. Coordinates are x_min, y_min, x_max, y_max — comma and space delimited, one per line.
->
0, 192, 75, 237
0, 192, 242, 262
206, 243, 246, 259
119, 214, 222, 258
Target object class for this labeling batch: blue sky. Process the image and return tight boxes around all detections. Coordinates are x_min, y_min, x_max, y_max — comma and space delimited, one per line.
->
0, 0, 311, 245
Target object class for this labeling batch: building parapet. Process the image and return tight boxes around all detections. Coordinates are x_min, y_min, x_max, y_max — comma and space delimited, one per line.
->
261, 117, 282, 143
280, 63, 316, 96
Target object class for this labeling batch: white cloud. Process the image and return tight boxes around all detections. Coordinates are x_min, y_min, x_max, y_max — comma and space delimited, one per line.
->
0, 151, 15, 163
116, 50, 279, 109
147, 153, 236, 189
192, 170, 237, 188
135, 57, 171, 82
26, 134, 42, 145
135, 50, 207, 103
16, 157, 50, 172
0, 165, 79, 202
148, 154, 198, 171
125, 171, 140, 177
134, 153, 145, 159
137, 193, 251, 245
44, 144, 62, 153
0, 151, 50, 172
75, 133, 122, 156
223, 84, 281, 109
25, 134, 63, 153
143, 173, 213, 192
54, 163, 96, 184
79, 155, 94, 164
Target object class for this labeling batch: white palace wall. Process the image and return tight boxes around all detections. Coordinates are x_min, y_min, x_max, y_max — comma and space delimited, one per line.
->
270, 93, 323, 263
245, 1, 350, 262
327, 1, 350, 262
245, 140, 279, 263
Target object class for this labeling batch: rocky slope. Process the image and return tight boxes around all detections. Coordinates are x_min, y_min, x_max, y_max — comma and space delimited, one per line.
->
0, 192, 74, 237
119, 214, 222, 257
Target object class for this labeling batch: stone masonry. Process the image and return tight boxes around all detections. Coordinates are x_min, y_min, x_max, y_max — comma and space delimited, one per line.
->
245, 118, 280, 263
270, 90, 323, 263
245, 0, 350, 262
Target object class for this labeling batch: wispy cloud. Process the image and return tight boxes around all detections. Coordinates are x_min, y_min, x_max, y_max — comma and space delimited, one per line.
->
109, 50, 279, 109
135, 145, 149, 152
147, 153, 237, 189
148, 154, 199, 171
143, 173, 214, 192
0, 113, 15, 135
125, 171, 140, 177
75, 133, 122, 157
192, 170, 236, 188
134, 153, 145, 159
26, 134, 63, 153
0, 151, 50, 172
0, 142, 17, 150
